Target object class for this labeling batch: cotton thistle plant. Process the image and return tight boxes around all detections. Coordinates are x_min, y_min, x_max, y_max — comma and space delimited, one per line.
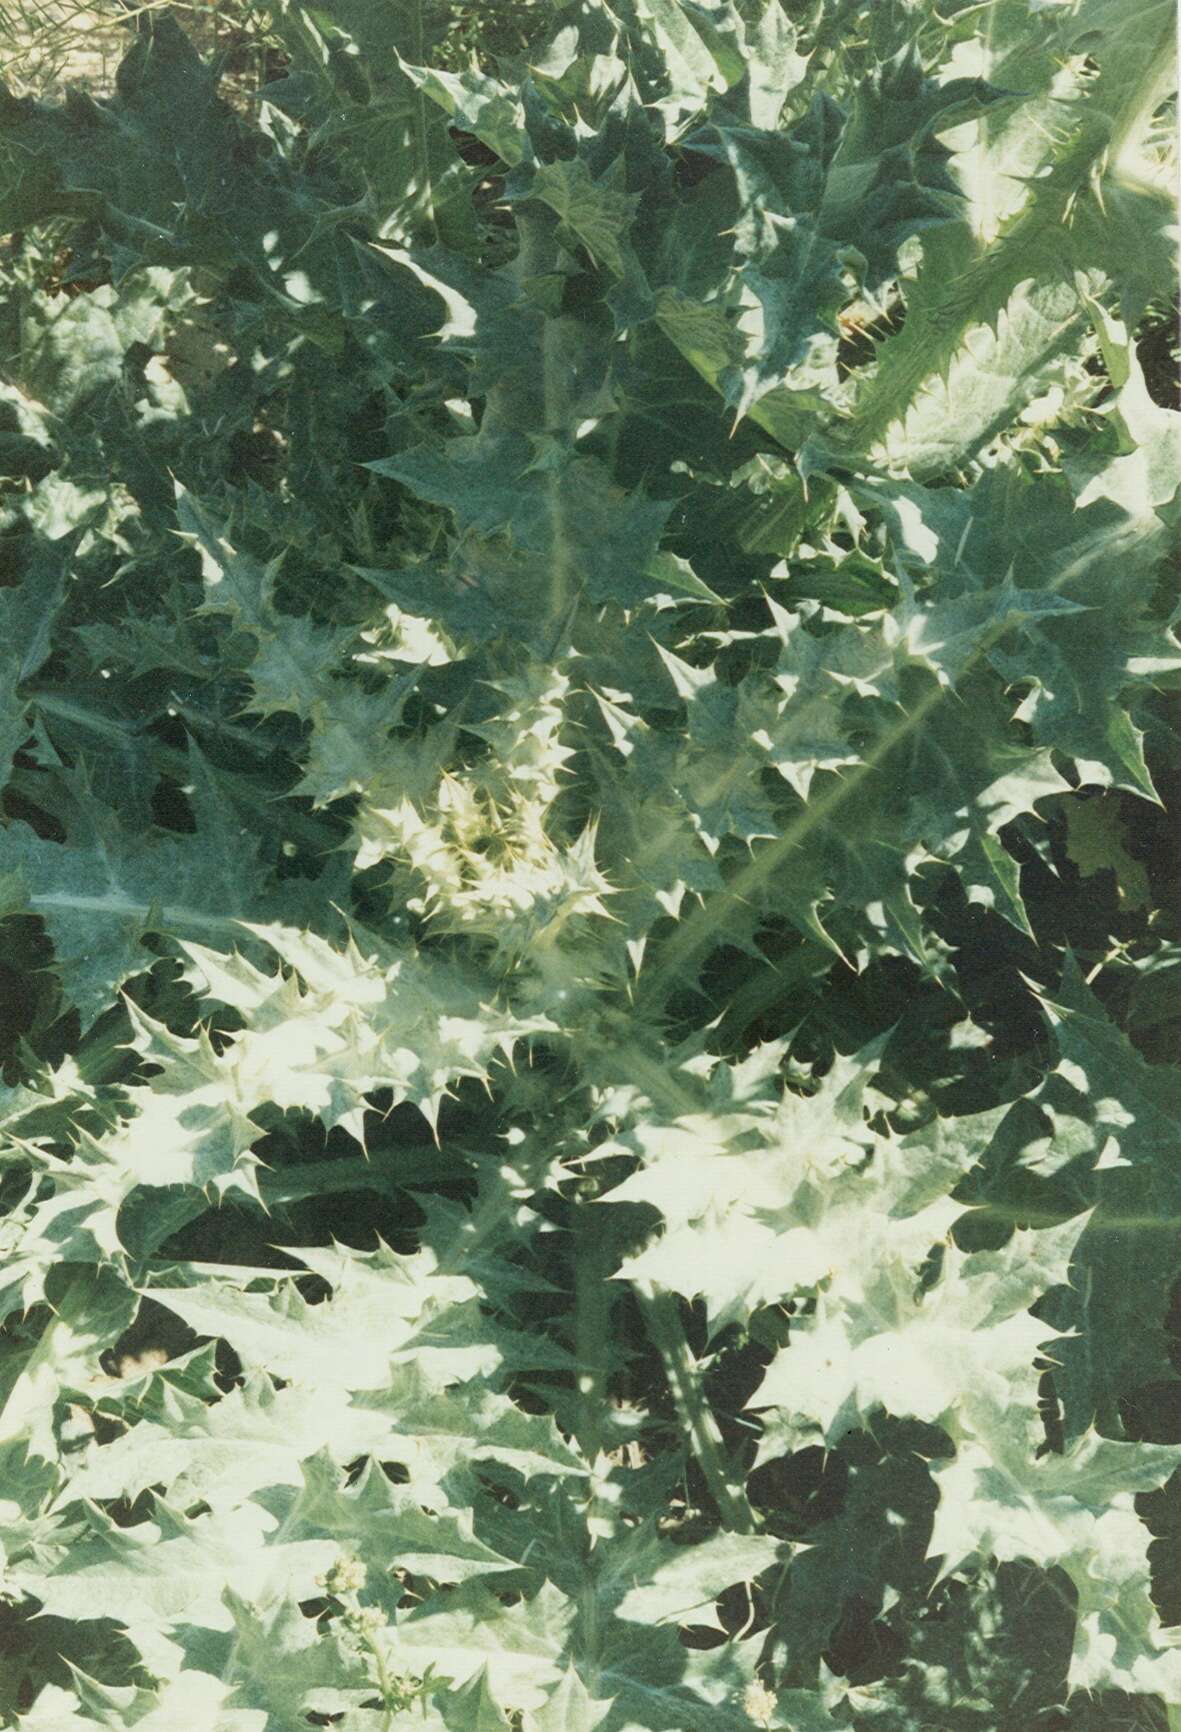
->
0, 0, 1176, 1729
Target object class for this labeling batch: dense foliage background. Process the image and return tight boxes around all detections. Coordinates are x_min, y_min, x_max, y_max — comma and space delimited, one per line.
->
0, 0, 1178, 1725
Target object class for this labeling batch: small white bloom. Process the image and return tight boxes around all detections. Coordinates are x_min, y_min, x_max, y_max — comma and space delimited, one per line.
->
324, 1554, 368, 1595
743, 1680, 778, 1728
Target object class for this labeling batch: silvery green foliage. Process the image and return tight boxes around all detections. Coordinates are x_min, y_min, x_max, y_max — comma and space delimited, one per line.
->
0, 0, 1177, 1726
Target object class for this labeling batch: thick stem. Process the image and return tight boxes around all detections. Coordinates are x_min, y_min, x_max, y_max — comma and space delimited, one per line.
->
572, 1199, 613, 1462
637, 1282, 753, 1534
408, 0, 438, 244
1105, 12, 1178, 171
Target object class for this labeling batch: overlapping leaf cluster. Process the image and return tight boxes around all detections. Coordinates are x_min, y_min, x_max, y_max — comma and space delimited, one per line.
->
0, 0, 1177, 1726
